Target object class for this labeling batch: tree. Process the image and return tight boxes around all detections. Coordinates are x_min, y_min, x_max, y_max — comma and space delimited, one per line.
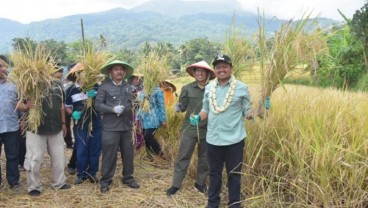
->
97, 34, 107, 49
140, 41, 152, 57
12, 38, 69, 65
12, 37, 37, 53
315, 24, 365, 89
39, 39, 68, 65
116, 48, 137, 66
179, 38, 220, 67
350, 2, 368, 70
66, 39, 94, 64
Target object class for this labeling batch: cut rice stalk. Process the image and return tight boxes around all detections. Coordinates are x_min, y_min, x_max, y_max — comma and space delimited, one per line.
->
10, 42, 55, 133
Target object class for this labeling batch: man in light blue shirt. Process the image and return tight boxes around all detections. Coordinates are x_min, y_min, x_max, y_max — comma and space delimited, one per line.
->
190, 54, 254, 208
0, 55, 32, 190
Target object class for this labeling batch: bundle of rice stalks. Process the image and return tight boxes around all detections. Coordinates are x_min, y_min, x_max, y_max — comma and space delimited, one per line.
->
0, 57, 9, 69
77, 45, 113, 98
10, 43, 55, 133
73, 44, 113, 131
256, 14, 327, 117
224, 17, 255, 79
138, 51, 169, 112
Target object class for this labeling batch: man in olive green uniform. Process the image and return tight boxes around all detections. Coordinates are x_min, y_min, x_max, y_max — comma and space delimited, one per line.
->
166, 61, 215, 196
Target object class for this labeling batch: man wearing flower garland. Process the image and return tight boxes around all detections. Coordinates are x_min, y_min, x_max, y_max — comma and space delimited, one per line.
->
190, 55, 254, 208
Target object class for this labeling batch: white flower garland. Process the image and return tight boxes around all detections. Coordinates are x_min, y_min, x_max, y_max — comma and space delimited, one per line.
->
209, 76, 237, 114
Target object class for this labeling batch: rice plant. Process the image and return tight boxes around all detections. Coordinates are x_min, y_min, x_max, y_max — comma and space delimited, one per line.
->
10, 42, 55, 133
223, 15, 256, 79
77, 44, 113, 94
256, 13, 327, 117
137, 51, 169, 112
244, 85, 368, 207
73, 44, 113, 132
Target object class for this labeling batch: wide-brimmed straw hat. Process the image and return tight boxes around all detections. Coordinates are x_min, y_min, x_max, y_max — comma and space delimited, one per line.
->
131, 72, 144, 78
128, 72, 144, 84
100, 60, 134, 79
66, 62, 84, 81
160, 80, 176, 92
186, 60, 215, 80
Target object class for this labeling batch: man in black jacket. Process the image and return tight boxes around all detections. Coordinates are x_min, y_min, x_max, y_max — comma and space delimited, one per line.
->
95, 60, 139, 193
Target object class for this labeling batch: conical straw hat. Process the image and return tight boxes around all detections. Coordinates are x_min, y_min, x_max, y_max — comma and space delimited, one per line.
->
186, 60, 215, 80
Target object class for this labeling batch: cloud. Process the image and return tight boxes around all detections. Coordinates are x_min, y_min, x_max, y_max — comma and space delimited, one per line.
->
0, 0, 366, 23
238, 0, 365, 20
0, 0, 149, 23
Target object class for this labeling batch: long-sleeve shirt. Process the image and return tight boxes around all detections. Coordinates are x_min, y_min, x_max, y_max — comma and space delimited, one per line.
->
178, 81, 207, 139
201, 77, 252, 146
137, 86, 166, 129
65, 83, 101, 130
0, 79, 19, 133
95, 79, 133, 131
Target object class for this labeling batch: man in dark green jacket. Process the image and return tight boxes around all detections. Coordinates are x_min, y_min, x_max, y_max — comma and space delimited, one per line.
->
166, 60, 215, 196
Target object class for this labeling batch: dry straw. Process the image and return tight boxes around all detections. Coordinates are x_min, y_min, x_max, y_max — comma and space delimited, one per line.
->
77, 45, 112, 94
256, 14, 327, 117
10, 42, 55, 133
73, 44, 113, 132
137, 51, 169, 112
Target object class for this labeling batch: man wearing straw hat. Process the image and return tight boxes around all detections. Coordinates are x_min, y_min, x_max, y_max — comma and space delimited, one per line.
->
64, 63, 102, 185
166, 60, 215, 196
190, 55, 254, 208
0, 55, 33, 190
95, 60, 139, 193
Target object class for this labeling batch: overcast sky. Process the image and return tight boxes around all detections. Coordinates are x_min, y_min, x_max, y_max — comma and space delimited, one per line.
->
1, 0, 365, 24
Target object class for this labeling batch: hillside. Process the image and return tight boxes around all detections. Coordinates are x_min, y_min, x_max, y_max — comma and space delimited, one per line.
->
0, 0, 339, 53
132, 0, 246, 17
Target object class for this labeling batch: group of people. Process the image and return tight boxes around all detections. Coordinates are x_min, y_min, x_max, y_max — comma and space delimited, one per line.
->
0, 53, 257, 208
0, 55, 72, 196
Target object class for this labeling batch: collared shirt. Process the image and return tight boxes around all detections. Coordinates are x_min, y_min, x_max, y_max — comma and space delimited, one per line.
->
112, 80, 123, 86
95, 79, 133, 131
202, 77, 252, 146
0, 79, 19, 133
137, 86, 167, 129
178, 81, 207, 139
65, 83, 101, 130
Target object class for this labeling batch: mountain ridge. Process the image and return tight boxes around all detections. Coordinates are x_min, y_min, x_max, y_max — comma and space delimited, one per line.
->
0, 1, 339, 53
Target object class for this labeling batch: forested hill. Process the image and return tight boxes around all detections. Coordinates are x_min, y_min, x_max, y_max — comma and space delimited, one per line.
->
0, 0, 338, 52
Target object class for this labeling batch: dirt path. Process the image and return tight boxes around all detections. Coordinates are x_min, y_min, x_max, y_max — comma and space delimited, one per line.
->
0, 148, 207, 208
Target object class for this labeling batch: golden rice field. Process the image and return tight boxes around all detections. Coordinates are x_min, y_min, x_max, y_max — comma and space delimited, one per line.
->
0, 75, 367, 207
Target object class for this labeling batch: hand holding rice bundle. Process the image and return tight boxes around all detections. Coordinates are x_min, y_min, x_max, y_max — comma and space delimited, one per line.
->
9, 44, 56, 133
256, 16, 326, 118
67, 46, 113, 132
